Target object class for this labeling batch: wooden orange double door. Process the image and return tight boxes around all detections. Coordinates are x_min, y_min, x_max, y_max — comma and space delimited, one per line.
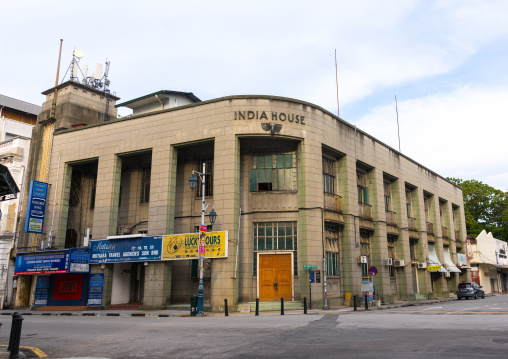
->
259, 254, 292, 301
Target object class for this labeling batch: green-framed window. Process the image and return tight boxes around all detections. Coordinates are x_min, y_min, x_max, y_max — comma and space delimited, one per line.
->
250, 152, 297, 191
253, 222, 298, 276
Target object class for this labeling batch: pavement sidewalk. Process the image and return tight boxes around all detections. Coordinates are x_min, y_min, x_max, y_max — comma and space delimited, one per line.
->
0, 295, 474, 319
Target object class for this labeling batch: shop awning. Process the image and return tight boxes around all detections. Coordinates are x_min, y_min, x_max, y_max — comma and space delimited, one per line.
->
428, 243, 447, 273
444, 248, 461, 273
0, 163, 19, 201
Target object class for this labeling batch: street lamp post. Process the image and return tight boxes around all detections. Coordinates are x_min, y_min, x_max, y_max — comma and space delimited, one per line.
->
189, 162, 217, 316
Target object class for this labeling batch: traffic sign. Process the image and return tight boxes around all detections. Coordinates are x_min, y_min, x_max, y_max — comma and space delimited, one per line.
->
303, 265, 317, 269
368, 266, 378, 276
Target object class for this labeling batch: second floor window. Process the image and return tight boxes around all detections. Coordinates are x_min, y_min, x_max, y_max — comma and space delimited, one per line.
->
384, 181, 391, 211
406, 190, 412, 217
141, 167, 150, 203
250, 152, 296, 192
357, 170, 369, 204
323, 157, 335, 194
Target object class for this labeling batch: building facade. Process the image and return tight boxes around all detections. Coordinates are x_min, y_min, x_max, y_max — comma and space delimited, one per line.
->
0, 94, 38, 308
14, 82, 470, 310
469, 230, 508, 293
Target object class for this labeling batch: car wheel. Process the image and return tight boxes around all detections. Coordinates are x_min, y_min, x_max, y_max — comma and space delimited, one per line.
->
474, 293, 478, 299
466, 297, 469, 300
482, 294, 485, 299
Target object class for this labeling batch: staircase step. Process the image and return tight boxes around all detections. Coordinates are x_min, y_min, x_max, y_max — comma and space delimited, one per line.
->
241, 301, 303, 312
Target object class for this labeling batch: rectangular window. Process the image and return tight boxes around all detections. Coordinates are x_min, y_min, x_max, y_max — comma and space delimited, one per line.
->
250, 152, 297, 192
410, 238, 417, 261
90, 180, 96, 210
253, 222, 297, 276
360, 231, 370, 276
141, 167, 151, 203
388, 235, 396, 277
406, 190, 412, 218
384, 181, 391, 211
357, 170, 369, 204
325, 223, 339, 276
323, 157, 335, 195
196, 158, 213, 197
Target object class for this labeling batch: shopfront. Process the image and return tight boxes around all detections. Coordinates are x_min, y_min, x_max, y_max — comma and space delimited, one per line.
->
14, 249, 90, 307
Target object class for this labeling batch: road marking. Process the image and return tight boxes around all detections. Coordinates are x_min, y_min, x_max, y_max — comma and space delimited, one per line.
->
422, 307, 442, 311
0, 344, 47, 357
385, 310, 508, 314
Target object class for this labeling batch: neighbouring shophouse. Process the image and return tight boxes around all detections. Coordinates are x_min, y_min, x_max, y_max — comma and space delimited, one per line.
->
0, 94, 38, 308
468, 230, 508, 293
13, 65, 471, 311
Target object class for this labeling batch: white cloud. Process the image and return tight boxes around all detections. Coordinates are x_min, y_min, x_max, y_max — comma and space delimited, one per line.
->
354, 86, 508, 190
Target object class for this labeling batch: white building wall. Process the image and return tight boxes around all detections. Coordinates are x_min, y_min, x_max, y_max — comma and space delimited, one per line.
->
0, 118, 33, 308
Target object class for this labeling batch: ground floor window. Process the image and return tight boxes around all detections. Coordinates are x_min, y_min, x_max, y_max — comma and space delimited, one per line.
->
325, 223, 340, 276
387, 235, 396, 277
360, 230, 371, 276
253, 222, 298, 276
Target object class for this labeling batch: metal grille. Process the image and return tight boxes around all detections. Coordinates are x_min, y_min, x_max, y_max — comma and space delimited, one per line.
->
69, 170, 82, 207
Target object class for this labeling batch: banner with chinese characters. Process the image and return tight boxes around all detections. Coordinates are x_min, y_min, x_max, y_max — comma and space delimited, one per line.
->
89, 236, 162, 264
162, 231, 228, 260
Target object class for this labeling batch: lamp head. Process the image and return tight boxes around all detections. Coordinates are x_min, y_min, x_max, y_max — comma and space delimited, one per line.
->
209, 209, 217, 224
188, 174, 198, 191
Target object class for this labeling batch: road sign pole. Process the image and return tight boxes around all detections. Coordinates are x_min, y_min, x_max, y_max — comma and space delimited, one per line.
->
309, 270, 312, 310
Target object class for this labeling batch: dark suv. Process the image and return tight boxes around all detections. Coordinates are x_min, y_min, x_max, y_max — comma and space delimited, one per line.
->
457, 282, 485, 300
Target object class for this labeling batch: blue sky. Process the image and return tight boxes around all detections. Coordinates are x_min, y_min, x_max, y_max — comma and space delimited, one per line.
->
1, 0, 507, 190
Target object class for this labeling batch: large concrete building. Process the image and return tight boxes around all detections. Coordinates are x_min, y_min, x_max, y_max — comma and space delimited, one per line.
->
0, 94, 38, 308
14, 81, 470, 310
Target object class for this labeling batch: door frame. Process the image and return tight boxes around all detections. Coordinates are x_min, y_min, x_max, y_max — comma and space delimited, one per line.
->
256, 251, 294, 301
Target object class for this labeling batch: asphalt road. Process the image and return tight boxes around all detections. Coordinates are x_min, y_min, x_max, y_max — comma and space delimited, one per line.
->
1, 295, 507, 359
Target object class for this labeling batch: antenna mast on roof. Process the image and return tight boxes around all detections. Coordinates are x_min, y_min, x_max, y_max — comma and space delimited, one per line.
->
395, 95, 401, 152
61, 49, 113, 121
335, 49, 339, 118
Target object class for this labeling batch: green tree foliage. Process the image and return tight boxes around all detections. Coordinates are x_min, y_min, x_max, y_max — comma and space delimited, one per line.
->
447, 178, 508, 241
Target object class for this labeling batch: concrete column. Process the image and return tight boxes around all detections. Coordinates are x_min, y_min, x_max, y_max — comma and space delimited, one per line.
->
393, 179, 413, 300
369, 168, 391, 303
92, 154, 121, 239
338, 155, 361, 300
209, 134, 238, 309
148, 145, 177, 235
414, 188, 431, 297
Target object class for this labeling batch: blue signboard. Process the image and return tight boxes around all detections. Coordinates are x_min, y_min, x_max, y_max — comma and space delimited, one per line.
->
34, 276, 50, 306
87, 273, 104, 306
89, 236, 163, 264
309, 270, 315, 283
24, 180, 48, 234
15, 251, 70, 275
69, 248, 90, 273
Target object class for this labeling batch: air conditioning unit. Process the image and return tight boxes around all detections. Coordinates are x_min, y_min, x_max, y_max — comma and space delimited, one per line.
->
417, 263, 427, 269
358, 256, 368, 264
385, 258, 393, 266
444, 271, 451, 278
444, 264, 450, 271
393, 259, 405, 267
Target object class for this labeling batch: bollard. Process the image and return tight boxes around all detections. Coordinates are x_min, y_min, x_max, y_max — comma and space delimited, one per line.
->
281, 297, 284, 315
8, 312, 20, 351
303, 297, 307, 314
224, 298, 228, 316
364, 294, 369, 311
353, 295, 357, 311
255, 298, 259, 316
8, 312, 23, 359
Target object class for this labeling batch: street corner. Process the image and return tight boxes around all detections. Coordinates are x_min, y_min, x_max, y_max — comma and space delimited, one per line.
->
16, 346, 47, 359
0, 345, 46, 359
